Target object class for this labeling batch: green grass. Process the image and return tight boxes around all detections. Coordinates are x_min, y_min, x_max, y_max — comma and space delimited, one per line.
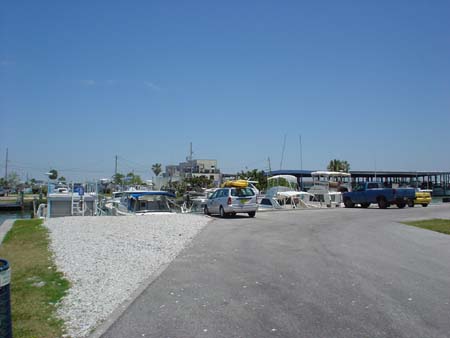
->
402, 218, 450, 235
0, 219, 70, 338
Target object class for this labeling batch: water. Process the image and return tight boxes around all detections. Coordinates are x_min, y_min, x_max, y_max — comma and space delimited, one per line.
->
0, 211, 31, 225
431, 197, 446, 204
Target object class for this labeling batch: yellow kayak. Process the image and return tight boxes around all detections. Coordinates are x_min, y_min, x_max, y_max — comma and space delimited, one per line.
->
222, 180, 248, 188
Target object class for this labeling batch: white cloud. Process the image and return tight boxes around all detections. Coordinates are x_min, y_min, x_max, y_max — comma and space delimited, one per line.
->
144, 81, 161, 91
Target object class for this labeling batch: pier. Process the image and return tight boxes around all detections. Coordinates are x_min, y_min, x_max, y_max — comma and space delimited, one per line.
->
269, 170, 450, 197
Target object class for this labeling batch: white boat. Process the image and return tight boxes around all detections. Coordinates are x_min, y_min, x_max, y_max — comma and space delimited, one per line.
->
184, 188, 218, 213
260, 175, 322, 210
44, 182, 98, 217
307, 171, 352, 207
109, 190, 178, 215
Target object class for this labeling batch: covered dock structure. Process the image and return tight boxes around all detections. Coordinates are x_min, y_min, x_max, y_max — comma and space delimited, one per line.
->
350, 170, 450, 196
269, 170, 450, 196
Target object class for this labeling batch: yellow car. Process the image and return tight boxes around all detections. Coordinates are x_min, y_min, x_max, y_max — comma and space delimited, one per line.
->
408, 190, 431, 207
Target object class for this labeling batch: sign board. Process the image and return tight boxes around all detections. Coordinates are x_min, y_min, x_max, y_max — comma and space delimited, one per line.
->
78, 186, 85, 196
0, 269, 10, 287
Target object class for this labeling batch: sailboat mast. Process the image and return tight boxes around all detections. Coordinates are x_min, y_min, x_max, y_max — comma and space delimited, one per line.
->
299, 135, 303, 170
279, 134, 287, 170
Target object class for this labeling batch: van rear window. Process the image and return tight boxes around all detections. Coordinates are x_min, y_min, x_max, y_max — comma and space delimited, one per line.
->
231, 188, 255, 197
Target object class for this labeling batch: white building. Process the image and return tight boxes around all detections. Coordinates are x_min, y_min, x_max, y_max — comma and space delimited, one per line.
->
165, 159, 221, 186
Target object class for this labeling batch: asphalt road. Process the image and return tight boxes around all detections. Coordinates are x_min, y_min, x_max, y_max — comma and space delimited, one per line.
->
101, 205, 450, 338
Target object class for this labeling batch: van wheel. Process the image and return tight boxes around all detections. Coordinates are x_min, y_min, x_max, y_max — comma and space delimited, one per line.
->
248, 211, 256, 218
377, 197, 388, 209
219, 206, 227, 218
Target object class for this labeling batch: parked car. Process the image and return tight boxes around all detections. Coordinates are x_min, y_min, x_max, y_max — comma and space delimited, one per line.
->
0, 187, 5, 197
343, 182, 416, 209
408, 189, 431, 207
204, 187, 258, 217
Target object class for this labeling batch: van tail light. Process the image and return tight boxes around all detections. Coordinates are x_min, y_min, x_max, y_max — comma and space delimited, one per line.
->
227, 197, 232, 205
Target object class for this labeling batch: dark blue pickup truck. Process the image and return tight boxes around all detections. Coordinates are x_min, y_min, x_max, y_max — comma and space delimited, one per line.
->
343, 182, 416, 209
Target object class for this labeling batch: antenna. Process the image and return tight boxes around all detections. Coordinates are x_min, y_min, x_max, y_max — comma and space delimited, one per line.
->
189, 142, 193, 161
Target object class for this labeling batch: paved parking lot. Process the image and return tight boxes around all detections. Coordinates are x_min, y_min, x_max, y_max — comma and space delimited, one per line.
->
101, 205, 450, 338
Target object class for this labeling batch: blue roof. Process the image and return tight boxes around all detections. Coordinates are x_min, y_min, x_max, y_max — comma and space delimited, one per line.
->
268, 170, 315, 177
130, 191, 176, 199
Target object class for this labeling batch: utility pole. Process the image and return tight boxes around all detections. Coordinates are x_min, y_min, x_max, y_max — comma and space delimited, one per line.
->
114, 155, 118, 177
189, 142, 194, 178
4, 147, 8, 183
267, 157, 272, 174
374, 154, 377, 181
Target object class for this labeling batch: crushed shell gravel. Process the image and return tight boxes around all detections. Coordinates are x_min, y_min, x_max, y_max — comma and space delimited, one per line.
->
45, 214, 210, 338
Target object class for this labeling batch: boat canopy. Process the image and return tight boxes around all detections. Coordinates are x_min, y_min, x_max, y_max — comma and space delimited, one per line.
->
311, 171, 351, 177
129, 191, 176, 199
267, 175, 298, 184
277, 191, 314, 198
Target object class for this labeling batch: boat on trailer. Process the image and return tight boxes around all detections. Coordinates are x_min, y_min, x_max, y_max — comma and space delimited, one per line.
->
307, 171, 352, 207
38, 182, 98, 218
110, 190, 179, 215
260, 175, 323, 210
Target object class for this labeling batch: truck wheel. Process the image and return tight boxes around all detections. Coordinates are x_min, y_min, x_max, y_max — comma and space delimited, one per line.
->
344, 198, 354, 208
397, 202, 406, 209
377, 197, 388, 209
408, 200, 414, 208
360, 203, 370, 208
422, 203, 428, 207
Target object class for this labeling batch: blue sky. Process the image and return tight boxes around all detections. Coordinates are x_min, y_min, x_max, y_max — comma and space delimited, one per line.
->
1, 0, 449, 181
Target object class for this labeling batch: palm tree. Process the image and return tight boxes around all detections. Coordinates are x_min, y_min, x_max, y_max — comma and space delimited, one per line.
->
340, 160, 350, 172
113, 173, 124, 185
48, 169, 58, 180
152, 163, 162, 177
327, 159, 350, 172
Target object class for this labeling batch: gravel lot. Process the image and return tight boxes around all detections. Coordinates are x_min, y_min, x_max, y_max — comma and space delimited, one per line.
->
44, 214, 211, 338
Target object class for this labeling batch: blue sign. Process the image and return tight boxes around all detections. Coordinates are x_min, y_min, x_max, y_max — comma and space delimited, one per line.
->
78, 187, 85, 196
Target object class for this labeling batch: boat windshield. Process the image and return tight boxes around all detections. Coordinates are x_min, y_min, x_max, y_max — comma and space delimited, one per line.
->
267, 175, 299, 190
134, 195, 171, 212
311, 171, 351, 189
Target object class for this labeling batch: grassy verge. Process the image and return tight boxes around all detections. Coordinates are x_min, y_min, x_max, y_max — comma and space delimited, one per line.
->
402, 218, 450, 235
0, 219, 70, 338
